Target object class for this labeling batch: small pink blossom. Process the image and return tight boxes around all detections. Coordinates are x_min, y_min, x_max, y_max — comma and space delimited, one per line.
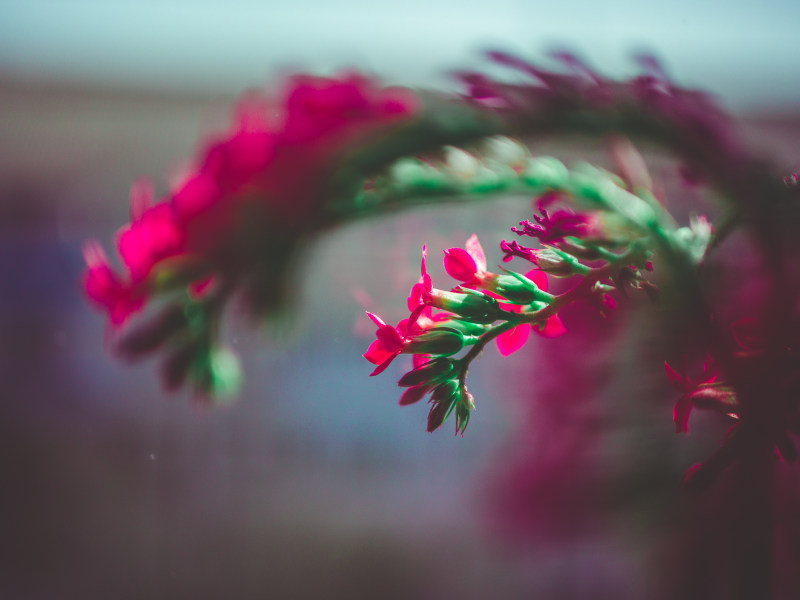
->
443, 233, 488, 284
512, 207, 600, 244
82, 241, 145, 327
407, 245, 433, 310
363, 307, 426, 376
495, 270, 567, 356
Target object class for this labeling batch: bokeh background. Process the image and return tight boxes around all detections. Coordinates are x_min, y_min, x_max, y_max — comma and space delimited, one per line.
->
2, 1, 799, 598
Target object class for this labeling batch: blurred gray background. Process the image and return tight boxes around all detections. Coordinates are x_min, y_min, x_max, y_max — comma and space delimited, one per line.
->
2, 1, 799, 598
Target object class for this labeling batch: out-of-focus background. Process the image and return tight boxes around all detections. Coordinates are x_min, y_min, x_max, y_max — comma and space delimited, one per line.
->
2, 1, 799, 598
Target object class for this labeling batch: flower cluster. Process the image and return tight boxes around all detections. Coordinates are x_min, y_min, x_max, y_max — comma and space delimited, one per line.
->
362, 134, 726, 435
83, 73, 419, 395
667, 316, 800, 491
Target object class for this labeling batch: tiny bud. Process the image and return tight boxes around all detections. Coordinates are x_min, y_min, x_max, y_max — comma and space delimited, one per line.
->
455, 402, 471, 435
531, 248, 582, 277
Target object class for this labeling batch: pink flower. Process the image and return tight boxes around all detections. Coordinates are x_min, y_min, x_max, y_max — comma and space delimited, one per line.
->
363, 307, 426, 376
117, 181, 185, 282
407, 245, 433, 310
443, 233, 489, 285
82, 241, 145, 327
495, 270, 567, 356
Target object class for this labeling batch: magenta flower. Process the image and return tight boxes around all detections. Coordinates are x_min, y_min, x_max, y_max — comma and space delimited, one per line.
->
495, 269, 567, 356
363, 307, 427, 376
443, 233, 489, 285
84, 72, 420, 331
82, 241, 145, 327
117, 182, 185, 282
512, 207, 600, 244
407, 245, 433, 310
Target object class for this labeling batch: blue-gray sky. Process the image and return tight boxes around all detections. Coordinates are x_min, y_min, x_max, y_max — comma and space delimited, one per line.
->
2, 0, 799, 111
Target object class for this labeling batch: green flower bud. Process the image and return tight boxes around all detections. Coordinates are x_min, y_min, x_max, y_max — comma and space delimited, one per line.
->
404, 327, 465, 356
427, 289, 501, 323
439, 318, 489, 336
488, 272, 552, 304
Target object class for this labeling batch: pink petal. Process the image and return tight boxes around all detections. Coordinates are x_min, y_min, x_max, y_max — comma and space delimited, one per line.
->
366, 311, 387, 328
368, 350, 401, 376
525, 269, 548, 292
443, 247, 478, 282
129, 179, 153, 221
376, 325, 404, 352
496, 324, 530, 356
464, 233, 486, 271
116, 225, 150, 280
364, 340, 395, 366
171, 173, 219, 221
534, 314, 567, 338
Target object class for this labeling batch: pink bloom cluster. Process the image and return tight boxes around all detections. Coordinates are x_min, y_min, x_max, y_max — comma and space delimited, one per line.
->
364, 234, 568, 433
441, 234, 566, 354
84, 74, 418, 327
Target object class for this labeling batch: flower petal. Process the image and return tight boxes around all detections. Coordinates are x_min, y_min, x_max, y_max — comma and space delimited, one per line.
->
525, 268, 548, 292
366, 311, 387, 328
534, 314, 567, 338
363, 340, 394, 365
465, 233, 486, 272
496, 324, 530, 356
368, 350, 401, 376
443, 247, 478, 282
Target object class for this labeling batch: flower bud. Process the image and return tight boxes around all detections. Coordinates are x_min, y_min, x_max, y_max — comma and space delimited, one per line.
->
398, 385, 431, 406
487, 272, 551, 305
404, 327, 465, 356
117, 303, 188, 357
438, 318, 488, 336
427, 380, 460, 433
397, 357, 455, 387
455, 401, 471, 435
530, 247, 581, 277
427, 288, 501, 324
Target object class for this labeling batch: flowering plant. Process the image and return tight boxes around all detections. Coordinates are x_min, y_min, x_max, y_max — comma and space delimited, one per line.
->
83, 52, 800, 597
